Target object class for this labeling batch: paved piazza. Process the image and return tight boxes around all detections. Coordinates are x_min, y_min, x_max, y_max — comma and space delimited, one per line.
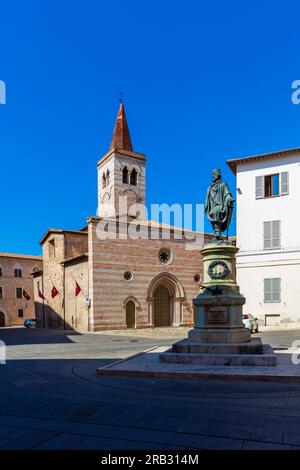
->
1, 327, 300, 450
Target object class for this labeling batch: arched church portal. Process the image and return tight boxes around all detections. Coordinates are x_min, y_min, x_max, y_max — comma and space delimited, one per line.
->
147, 273, 185, 327
154, 285, 171, 326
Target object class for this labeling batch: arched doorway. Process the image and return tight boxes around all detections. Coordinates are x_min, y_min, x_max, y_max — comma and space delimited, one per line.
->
147, 272, 185, 327
126, 301, 136, 328
154, 285, 171, 326
0, 312, 5, 327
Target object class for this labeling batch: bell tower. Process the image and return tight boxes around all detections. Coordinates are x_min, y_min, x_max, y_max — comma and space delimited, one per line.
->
97, 101, 146, 220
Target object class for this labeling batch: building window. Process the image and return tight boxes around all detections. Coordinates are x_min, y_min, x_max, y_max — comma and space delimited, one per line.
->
122, 167, 129, 184
106, 169, 110, 186
49, 239, 56, 259
256, 172, 289, 199
18, 309, 24, 318
158, 248, 171, 264
194, 274, 200, 283
123, 271, 133, 281
265, 174, 279, 197
16, 287, 22, 299
14, 268, 22, 278
0, 267, 2, 277
0, 287, 2, 299
263, 220, 280, 249
102, 173, 106, 189
264, 278, 281, 303
130, 169, 137, 186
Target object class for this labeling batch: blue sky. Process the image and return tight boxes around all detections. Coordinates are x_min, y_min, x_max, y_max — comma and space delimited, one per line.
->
1, 1, 300, 255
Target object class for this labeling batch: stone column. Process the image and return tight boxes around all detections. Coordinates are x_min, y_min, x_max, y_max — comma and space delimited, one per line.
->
172, 298, 182, 326
147, 298, 154, 326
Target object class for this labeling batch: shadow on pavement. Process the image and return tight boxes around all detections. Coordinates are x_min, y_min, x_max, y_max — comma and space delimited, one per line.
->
0, 327, 81, 346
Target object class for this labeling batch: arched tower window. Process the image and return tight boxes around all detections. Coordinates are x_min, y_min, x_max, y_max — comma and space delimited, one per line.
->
102, 173, 106, 189
130, 169, 137, 186
122, 167, 129, 184
106, 169, 110, 186
0, 266, 2, 277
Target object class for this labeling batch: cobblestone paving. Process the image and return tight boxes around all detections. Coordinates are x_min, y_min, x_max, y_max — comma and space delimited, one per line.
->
0, 327, 300, 450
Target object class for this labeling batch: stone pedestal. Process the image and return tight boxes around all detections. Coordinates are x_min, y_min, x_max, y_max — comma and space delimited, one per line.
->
159, 240, 276, 366
189, 241, 250, 343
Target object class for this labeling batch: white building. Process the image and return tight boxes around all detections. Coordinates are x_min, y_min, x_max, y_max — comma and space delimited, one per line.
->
227, 147, 300, 326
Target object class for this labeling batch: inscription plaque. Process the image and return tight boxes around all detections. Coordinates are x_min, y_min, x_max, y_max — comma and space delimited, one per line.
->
207, 306, 228, 324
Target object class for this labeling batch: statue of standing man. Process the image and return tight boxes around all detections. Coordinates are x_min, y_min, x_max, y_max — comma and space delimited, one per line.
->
205, 169, 234, 239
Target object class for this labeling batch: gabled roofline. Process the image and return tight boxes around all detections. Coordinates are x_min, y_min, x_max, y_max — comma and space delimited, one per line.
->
60, 252, 88, 266
227, 146, 300, 174
0, 252, 42, 260
86, 215, 213, 238
39, 229, 88, 246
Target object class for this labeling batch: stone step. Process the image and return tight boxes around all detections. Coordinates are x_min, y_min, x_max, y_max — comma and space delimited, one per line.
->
159, 344, 277, 366
173, 338, 263, 355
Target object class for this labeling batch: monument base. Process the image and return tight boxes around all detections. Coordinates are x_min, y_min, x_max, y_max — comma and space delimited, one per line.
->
188, 327, 250, 344
173, 337, 263, 354
157, 240, 276, 367
159, 337, 277, 366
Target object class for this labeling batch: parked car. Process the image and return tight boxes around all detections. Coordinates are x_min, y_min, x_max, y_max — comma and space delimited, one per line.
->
24, 319, 36, 328
242, 314, 258, 333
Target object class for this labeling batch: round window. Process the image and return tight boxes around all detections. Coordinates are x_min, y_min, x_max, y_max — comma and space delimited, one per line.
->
194, 274, 200, 283
123, 271, 133, 281
158, 248, 171, 264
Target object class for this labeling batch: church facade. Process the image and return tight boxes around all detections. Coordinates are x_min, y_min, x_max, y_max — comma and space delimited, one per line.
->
33, 103, 210, 332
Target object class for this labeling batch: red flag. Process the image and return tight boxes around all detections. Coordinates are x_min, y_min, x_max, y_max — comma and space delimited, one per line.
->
23, 290, 31, 301
51, 286, 59, 298
38, 289, 46, 301
75, 281, 81, 297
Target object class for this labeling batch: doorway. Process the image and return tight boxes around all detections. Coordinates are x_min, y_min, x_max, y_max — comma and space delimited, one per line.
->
0, 312, 5, 327
154, 285, 171, 326
126, 300, 135, 328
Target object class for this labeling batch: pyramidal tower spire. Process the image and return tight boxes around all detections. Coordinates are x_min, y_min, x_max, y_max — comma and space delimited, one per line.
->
97, 100, 146, 220
109, 100, 133, 151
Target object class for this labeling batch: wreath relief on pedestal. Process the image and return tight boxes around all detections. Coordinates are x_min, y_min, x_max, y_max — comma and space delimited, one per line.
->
208, 260, 230, 280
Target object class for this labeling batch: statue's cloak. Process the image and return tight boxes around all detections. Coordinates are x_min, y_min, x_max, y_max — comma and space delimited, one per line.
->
205, 180, 233, 233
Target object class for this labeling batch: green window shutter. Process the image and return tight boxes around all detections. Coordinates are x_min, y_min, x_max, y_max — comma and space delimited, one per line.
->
256, 175, 264, 199
280, 172, 289, 195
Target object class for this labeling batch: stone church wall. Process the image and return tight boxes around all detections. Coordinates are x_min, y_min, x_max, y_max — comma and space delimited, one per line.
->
88, 217, 208, 331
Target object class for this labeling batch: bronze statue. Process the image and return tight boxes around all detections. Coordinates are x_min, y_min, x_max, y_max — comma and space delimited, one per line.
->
205, 169, 234, 239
